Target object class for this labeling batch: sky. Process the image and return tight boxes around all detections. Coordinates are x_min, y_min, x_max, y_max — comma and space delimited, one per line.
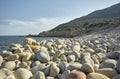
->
0, 0, 120, 35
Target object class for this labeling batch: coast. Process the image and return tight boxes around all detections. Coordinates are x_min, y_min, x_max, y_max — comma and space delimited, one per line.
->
0, 32, 120, 79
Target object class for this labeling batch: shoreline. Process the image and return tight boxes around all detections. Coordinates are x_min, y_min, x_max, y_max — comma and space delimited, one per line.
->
0, 32, 120, 79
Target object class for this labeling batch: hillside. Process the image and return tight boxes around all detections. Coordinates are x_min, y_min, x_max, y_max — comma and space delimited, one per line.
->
39, 3, 120, 37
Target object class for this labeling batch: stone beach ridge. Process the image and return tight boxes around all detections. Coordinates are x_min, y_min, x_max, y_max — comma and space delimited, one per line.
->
0, 33, 120, 79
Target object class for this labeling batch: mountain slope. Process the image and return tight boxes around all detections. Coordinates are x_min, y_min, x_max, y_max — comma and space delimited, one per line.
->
39, 3, 120, 37
79, 2, 120, 20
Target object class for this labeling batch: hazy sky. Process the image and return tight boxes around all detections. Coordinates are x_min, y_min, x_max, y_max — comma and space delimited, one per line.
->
0, 0, 120, 35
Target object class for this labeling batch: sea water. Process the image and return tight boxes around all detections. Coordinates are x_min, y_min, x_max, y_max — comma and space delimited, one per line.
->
0, 36, 59, 53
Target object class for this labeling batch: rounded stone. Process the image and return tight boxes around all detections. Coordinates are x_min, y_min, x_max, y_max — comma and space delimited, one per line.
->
61, 70, 70, 79
17, 52, 26, 58
14, 68, 32, 79
24, 38, 36, 45
0, 55, 3, 65
3, 61, 16, 70
67, 62, 82, 71
95, 53, 106, 62
36, 48, 50, 63
26, 61, 32, 66
56, 39, 65, 45
108, 51, 120, 59
60, 55, 67, 62
10, 43, 23, 48
87, 73, 110, 79
81, 63, 94, 74
39, 40, 47, 46
22, 52, 32, 61
100, 59, 117, 68
72, 45, 80, 52
29, 45, 40, 51
96, 68, 117, 78
116, 58, 120, 72
67, 54, 75, 62
71, 51, 80, 58
94, 40, 100, 44
91, 55, 100, 64
49, 49, 55, 56
30, 64, 46, 74
43, 65, 50, 76
93, 64, 99, 70
7, 54, 19, 61
15, 60, 21, 68
10, 44, 23, 51
14, 47, 23, 54
96, 48, 107, 53
57, 45, 63, 49
32, 71, 45, 79
5, 75, 16, 79
32, 61, 41, 67
82, 54, 94, 66
59, 62, 69, 73
53, 50, 64, 60
46, 76, 55, 79
19, 62, 30, 69
49, 63, 60, 77
112, 74, 120, 79
0, 68, 15, 79
68, 70, 86, 79
85, 48, 95, 54
24, 45, 33, 53
30, 54, 36, 60
45, 41, 53, 49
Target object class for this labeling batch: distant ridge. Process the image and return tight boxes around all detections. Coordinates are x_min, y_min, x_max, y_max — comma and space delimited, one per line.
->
38, 3, 120, 37
78, 2, 120, 20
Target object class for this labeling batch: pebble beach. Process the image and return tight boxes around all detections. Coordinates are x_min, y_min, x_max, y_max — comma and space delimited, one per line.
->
0, 33, 120, 79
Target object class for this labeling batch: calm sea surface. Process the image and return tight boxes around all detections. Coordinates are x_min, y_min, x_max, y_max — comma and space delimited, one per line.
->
0, 36, 60, 53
